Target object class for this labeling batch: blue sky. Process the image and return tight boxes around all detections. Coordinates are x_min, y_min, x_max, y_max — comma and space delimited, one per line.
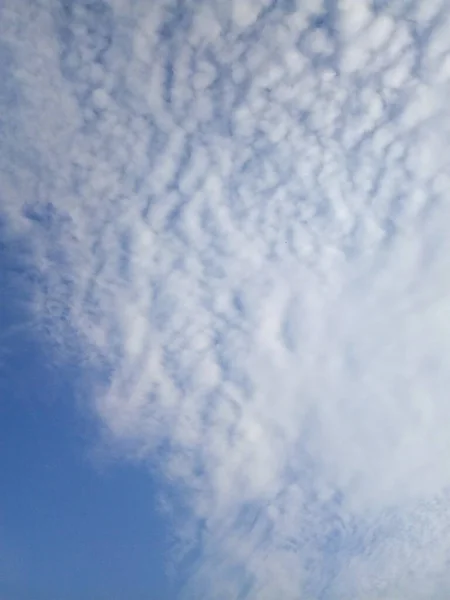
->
2, 0, 450, 598
0, 241, 174, 599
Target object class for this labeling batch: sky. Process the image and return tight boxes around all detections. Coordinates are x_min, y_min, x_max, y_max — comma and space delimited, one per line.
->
1, 0, 450, 598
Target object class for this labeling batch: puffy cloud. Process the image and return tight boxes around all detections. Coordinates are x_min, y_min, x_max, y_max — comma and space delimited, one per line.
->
2, 0, 450, 597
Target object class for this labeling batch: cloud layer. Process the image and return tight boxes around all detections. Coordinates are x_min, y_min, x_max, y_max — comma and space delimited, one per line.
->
2, 0, 450, 597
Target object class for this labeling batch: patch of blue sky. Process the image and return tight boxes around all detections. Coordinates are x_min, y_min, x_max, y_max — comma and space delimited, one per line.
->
0, 237, 175, 599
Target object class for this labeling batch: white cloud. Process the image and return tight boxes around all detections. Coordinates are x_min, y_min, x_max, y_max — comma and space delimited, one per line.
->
2, 0, 450, 597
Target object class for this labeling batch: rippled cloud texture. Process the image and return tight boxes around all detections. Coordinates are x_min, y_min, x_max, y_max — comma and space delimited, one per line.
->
2, 0, 450, 597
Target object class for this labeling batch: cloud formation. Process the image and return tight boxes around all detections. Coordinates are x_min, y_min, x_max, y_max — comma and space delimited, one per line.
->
2, 0, 450, 597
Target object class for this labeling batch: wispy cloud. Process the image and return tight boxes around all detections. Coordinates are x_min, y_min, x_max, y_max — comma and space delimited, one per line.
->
2, 0, 450, 597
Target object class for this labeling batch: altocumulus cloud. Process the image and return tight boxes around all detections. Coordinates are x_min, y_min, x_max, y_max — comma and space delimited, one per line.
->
2, 0, 450, 597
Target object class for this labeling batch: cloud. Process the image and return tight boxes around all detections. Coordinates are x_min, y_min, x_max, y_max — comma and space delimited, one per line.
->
2, 0, 450, 597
